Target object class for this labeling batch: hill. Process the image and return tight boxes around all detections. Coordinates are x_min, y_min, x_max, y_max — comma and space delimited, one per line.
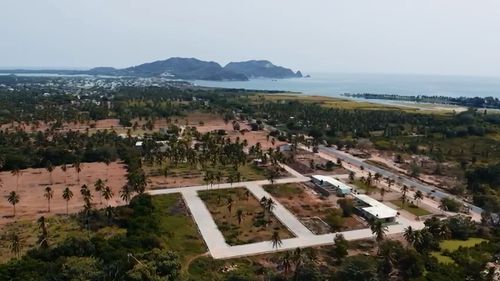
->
0, 57, 303, 81
224, 60, 302, 79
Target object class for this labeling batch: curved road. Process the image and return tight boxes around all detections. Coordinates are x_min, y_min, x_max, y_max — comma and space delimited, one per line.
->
318, 145, 483, 215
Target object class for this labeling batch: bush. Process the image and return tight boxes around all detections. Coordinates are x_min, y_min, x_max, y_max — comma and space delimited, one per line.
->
337, 199, 354, 217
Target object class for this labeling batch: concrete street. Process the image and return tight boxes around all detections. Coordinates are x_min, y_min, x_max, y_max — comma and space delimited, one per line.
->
148, 164, 425, 259
317, 145, 484, 215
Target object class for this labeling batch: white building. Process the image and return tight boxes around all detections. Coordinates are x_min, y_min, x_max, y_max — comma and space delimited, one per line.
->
352, 194, 398, 223
311, 175, 352, 196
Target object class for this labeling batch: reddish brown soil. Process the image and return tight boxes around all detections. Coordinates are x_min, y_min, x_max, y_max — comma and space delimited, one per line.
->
0, 162, 127, 225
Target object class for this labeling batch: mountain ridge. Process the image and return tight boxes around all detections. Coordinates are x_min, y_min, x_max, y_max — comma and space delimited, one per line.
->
0, 57, 303, 81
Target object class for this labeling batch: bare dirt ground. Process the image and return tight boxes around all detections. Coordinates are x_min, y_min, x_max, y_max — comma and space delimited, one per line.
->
0, 162, 127, 225
367, 150, 461, 190
176, 112, 284, 150
266, 183, 367, 232
289, 149, 350, 175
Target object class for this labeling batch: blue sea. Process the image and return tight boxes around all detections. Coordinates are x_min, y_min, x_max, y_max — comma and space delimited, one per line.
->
193, 73, 500, 98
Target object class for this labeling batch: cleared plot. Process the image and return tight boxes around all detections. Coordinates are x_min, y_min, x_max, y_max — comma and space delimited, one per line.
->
152, 194, 207, 265
198, 188, 293, 245
0, 162, 128, 223
389, 199, 432, 216
147, 162, 268, 188
264, 183, 366, 234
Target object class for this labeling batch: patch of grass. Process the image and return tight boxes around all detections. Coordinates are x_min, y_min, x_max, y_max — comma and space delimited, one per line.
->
439, 238, 487, 252
152, 194, 206, 264
0, 215, 87, 263
146, 161, 267, 184
352, 179, 375, 194
390, 199, 431, 216
199, 188, 293, 245
263, 183, 304, 198
431, 238, 487, 265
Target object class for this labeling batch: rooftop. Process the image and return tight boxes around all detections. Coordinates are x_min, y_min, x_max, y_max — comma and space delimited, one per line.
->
352, 193, 398, 219
311, 175, 352, 192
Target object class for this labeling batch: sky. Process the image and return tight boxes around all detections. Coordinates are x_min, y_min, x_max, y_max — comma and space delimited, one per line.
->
1, 0, 500, 77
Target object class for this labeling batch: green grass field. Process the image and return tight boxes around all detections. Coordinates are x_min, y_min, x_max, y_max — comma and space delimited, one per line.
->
431, 238, 487, 264
390, 199, 432, 216
152, 194, 207, 264
263, 183, 304, 198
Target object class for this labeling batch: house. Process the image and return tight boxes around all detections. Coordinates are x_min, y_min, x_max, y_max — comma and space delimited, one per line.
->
278, 144, 292, 152
311, 175, 352, 196
351, 194, 397, 223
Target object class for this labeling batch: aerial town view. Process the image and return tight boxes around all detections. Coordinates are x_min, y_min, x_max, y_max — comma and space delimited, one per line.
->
1, 1, 500, 281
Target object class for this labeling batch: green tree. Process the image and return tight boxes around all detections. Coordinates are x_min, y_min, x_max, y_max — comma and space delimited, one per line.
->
413, 190, 424, 207
37, 216, 48, 249
8, 191, 20, 217
44, 186, 54, 213
331, 234, 349, 263
94, 179, 105, 205
9, 233, 21, 259
120, 184, 132, 205
369, 219, 388, 244
236, 208, 244, 225
271, 231, 282, 250
62, 187, 74, 215
102, 186, 114, 206
11, 168, 22, 192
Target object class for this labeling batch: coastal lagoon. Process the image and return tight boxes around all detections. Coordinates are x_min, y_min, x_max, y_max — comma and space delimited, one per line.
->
193, 72, 500, 98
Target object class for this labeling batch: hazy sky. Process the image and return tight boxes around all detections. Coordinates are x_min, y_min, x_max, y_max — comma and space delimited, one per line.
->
1, 0, 500, 76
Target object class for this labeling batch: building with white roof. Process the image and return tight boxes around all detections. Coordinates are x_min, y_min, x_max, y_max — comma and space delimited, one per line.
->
311, 175, 352, 196
351, 194, 398, 222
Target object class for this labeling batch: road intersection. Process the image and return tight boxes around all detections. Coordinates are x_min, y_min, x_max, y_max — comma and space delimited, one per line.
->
148, 164, 425, 259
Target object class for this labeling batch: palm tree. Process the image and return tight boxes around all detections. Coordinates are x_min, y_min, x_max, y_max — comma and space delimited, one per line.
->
271, 231, 283, 250
62, 187, 73, 215
403, 226, 415, 245
215, 171, 222, 189
37, 216, 48, 249
413, 190, 424, 207
45, 161, 54, 184
8, 191, 20, 217
74, 161, 82, 184
43, 186, 54, 213
379, 187, 386, 201
94, 179, 105, 205
61, 164, 68, 184
9, 233, 21, 259
369, 219, 388, 243
120, 184, 132, 205
11, 168, 21, 192
104, 157, 111, 182
102, 186, 114, 206
348, 171, 355, 182
236, 208, 244, 225
280, 251, 292, 277
266, 165, 279, 186
400, 185, 409, 208
226, 196, 233, 222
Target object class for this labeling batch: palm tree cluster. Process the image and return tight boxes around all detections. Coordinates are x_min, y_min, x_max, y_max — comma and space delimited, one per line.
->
259, 196, 276, 223
278, 247, 318, 279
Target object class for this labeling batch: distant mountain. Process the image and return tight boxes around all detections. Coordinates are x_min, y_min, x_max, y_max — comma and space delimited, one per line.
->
224, 60, 302, 79
119, 57, 248, 81
0, 57, 303, 81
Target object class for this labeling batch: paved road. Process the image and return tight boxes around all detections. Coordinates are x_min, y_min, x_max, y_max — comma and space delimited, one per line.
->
148, 164, 425, 259
317, 145, 483, 215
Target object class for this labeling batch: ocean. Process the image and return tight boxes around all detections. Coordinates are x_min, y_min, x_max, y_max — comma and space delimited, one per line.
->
193, 72, 500, 98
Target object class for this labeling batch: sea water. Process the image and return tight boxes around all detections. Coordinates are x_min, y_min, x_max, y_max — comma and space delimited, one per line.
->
193, 72, 500, 98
